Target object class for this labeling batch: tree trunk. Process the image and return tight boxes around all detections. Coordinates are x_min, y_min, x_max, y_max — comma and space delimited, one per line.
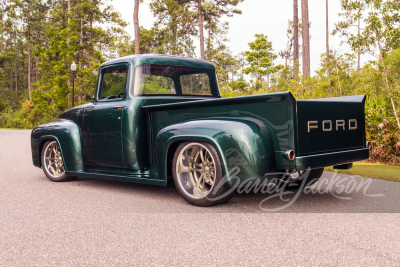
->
326, 0, 330, 79
67, 0, 70, 44
198, 0, 205, 60
301, 0, 310, 81
335, 62, 342, 97
10, 64, 13, 97
28, 23, 31, 100
89, 20, 92, 66
293, 0, 299, 81
357, 13, 361, 74
187, 22, 193, 92
79, 18, 83, 69
134, 0, 140, 54
15, 52, 18, 103
23, 58, 25, 91
172, 15, 177, 55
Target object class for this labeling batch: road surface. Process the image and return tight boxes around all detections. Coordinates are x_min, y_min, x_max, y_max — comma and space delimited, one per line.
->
0, 129, 399, 266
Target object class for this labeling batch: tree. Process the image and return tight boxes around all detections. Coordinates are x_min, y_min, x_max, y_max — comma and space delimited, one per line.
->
134, 0, 140, 54
243, 34, 281, 91
293, 0, 299, 80
333, 0, 367, 74
279, 20, 294, 68
117, 26, 167, 55
198, 0, 205, 59
301, 0, 310, 80
326, 0, 330, 79
197, 0, 242, 60
150, 0, 191, 55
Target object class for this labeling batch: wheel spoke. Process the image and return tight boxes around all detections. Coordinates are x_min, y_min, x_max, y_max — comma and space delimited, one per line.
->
199, 147, 205, 163
177, 143, 216, 198
195, 173, 205, 188
190, 159, 202, 168
178, 158, 189, 174
48, 165, 57, 175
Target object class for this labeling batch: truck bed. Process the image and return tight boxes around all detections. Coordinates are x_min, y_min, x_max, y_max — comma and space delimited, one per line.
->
143, 92, 368, 172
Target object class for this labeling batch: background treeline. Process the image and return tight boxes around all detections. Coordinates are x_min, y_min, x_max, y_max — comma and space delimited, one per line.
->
0, 0, 399, 165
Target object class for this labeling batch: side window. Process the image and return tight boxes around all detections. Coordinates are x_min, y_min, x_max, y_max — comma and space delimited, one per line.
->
98, 66, 127, 100
180, 73, 212, 95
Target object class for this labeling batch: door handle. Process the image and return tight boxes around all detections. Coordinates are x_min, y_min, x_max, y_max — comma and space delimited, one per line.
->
112, 106, 123, 111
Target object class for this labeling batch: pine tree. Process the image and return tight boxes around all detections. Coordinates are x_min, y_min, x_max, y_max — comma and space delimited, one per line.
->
301, 0, 310, 80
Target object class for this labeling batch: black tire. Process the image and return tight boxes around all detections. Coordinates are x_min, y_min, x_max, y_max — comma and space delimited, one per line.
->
278, 168, 324, 190
172, 142, 235, 206
41, 140, 77, 182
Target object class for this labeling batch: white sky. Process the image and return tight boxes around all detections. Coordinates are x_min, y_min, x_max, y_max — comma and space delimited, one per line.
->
111, 0, 373, 75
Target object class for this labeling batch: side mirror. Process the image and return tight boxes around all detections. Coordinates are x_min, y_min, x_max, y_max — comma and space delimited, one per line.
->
92, 69, 98, 75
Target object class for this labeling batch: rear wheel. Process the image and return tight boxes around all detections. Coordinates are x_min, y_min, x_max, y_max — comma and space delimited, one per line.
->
172, 142, 235, 206
278, 168, 324, 190
41, 141, 77, 182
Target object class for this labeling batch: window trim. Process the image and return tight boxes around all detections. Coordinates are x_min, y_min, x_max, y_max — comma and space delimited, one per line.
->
96, 63, 130, 102
132, 64, 219, 97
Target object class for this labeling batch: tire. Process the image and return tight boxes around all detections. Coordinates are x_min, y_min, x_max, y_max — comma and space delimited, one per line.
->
41, 140, 77, 182
278, 168, 324, 190
172, 142, 235, 206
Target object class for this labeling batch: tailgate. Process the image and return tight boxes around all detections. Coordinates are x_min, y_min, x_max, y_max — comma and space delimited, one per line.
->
296, 95, 366, 156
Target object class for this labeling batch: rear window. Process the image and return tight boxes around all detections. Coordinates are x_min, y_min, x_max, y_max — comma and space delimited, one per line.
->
133, 64, 214, 96
180, 73, 211, 95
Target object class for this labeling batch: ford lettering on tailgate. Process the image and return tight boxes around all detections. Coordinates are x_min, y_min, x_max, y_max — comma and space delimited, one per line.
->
296, 95, 366, 156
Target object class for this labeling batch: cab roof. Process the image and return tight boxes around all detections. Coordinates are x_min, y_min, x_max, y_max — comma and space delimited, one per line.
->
100, 54, 215, 70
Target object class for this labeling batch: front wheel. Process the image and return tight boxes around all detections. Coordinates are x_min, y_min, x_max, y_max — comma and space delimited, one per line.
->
172, 142, 235, 206
41, 141, 77, 182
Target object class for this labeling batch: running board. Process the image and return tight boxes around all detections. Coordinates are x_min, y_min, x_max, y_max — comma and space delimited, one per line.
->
65, 170, 166, 186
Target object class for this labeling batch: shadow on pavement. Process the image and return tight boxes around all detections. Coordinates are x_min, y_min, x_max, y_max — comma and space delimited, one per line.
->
68, 171, 400, 213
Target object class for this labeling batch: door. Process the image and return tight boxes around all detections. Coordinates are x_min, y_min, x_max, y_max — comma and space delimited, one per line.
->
83, 64, 129, 168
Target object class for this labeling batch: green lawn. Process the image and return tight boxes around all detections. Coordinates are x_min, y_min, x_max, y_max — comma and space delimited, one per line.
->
326, 162, 400, 182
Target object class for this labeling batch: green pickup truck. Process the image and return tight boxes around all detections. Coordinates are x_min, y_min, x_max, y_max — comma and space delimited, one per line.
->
31, 55, 370, 206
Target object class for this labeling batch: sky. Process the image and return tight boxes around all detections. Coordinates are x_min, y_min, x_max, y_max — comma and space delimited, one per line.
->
111, 0, 372, 75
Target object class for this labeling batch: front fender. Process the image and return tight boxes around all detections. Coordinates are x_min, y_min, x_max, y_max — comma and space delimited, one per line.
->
155, 119, 277, 186
31, 119, 84, 172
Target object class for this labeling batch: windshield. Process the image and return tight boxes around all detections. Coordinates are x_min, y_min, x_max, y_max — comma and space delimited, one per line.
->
133, 64, 216, 96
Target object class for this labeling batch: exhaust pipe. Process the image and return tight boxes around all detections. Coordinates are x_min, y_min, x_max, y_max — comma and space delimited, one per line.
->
283, 150, 295, 161
366, 141, 371, 150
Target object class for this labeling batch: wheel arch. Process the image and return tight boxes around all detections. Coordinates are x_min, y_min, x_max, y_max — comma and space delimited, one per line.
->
155, 119, 277, 186
31, 119, 84, 172
38, 136, 62, 168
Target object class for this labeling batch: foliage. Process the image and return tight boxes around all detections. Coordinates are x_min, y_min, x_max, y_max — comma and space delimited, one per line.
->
0, 0, 399, 165
243, 34, 282, 90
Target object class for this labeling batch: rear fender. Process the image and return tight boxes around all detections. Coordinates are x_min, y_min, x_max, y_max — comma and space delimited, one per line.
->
31, 119, 84, 172
155, 119, 276, 186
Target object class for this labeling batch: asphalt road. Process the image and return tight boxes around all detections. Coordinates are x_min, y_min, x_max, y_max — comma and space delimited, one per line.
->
1, 129, 400, 266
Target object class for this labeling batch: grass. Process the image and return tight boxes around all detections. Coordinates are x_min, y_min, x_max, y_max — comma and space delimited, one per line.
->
326, 161, 400, 183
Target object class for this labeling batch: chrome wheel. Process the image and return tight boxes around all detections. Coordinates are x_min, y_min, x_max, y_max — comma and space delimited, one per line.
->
176, 143, 216, 198
43, 141, 65, 178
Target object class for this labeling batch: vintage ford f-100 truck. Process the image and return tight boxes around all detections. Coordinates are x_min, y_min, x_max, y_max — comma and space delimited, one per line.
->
31, 55, 370, 206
